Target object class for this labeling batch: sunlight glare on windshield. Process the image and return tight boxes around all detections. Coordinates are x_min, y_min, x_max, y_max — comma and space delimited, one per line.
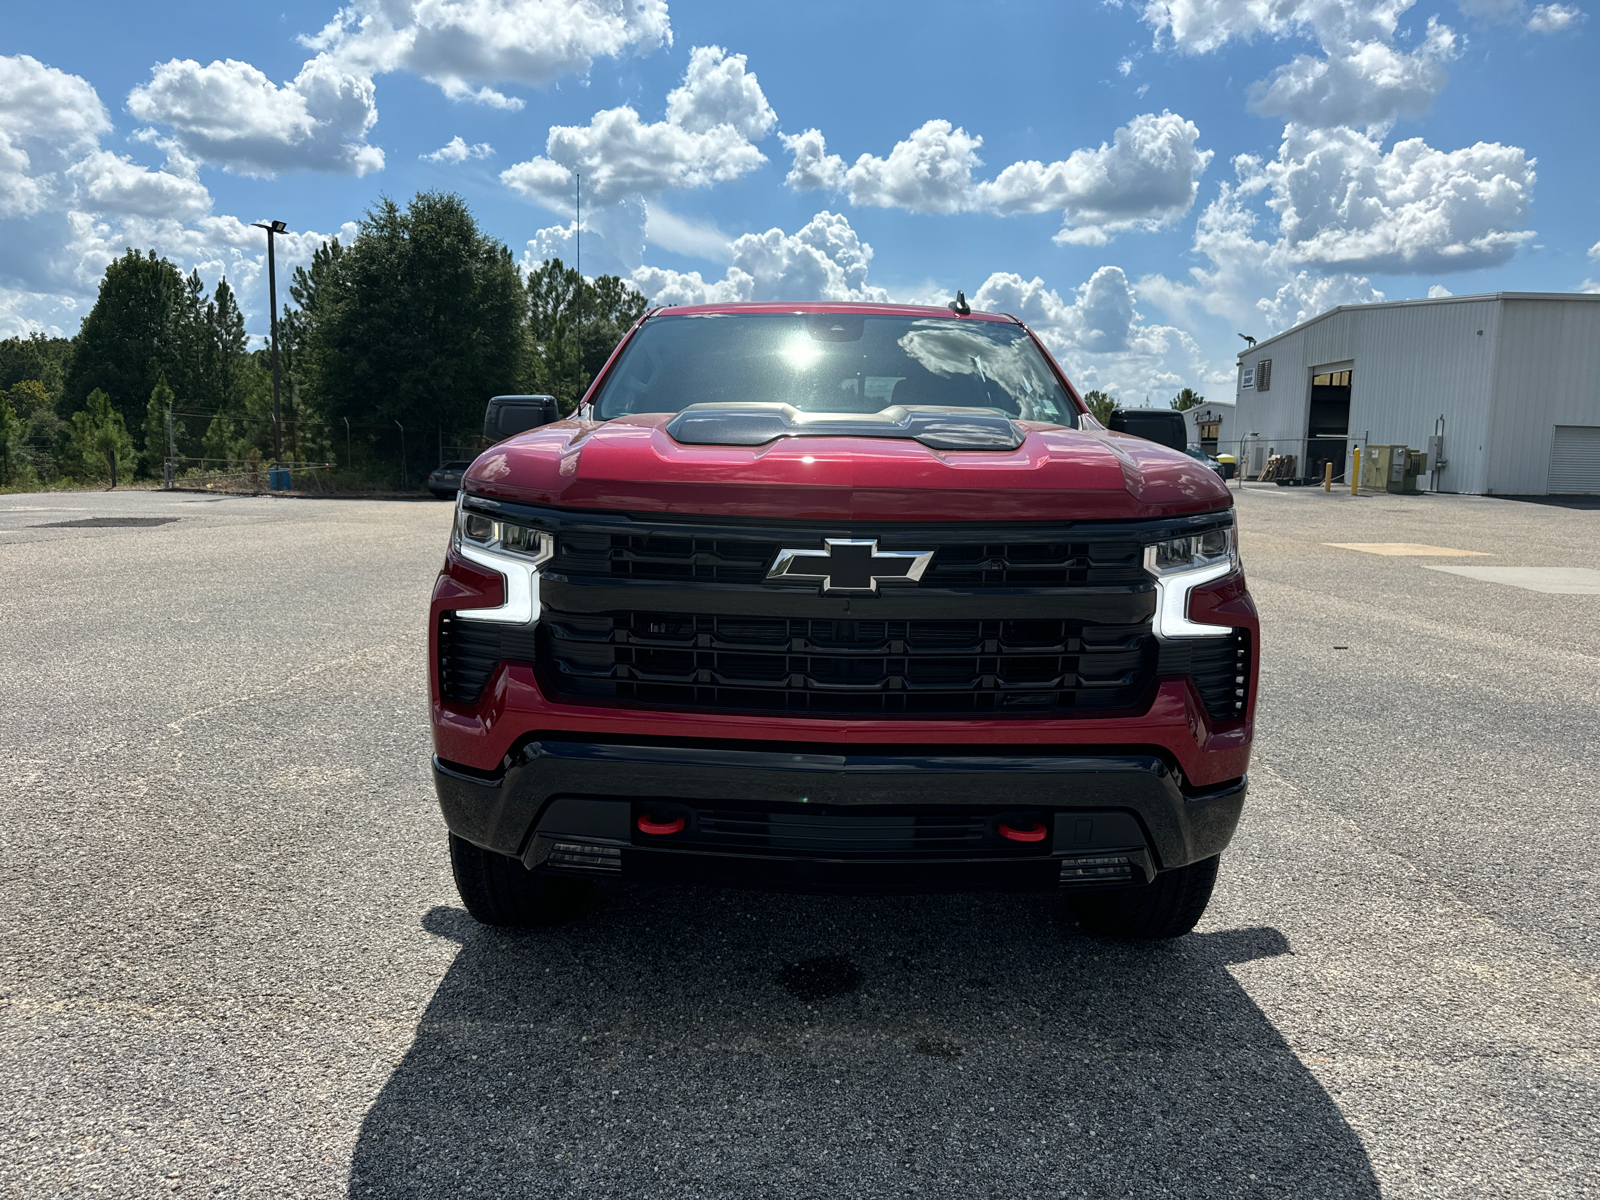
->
781, 334, 822, 371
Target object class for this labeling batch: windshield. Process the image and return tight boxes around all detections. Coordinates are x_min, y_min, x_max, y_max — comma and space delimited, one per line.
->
590, 312, 1079, 425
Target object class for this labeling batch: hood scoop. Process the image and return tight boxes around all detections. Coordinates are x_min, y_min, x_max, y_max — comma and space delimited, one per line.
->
664, 403, 1026, 451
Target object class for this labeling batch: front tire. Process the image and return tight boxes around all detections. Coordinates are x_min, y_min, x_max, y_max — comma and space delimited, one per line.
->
449, 833, 590, 927
1067, 854, 1220, 940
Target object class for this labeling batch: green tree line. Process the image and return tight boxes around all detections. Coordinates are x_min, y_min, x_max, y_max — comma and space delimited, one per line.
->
0, 190, 646, 490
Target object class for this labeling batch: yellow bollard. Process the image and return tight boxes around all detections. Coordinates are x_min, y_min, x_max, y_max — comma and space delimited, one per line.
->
1324, 461, 1333, 492
1350, 446, 1361, 495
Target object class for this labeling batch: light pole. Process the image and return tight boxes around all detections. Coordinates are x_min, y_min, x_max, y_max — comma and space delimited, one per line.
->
252, 220, 288, 465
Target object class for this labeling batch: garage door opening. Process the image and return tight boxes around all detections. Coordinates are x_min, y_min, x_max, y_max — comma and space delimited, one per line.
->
1549, 425, 1600, 495
1307, 369, 1351, 483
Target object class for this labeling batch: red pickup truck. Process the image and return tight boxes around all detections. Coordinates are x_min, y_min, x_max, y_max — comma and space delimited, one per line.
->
430, 301, 1257, 939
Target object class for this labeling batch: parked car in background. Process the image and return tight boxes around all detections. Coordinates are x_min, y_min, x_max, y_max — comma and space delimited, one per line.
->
427, 461, 474, 499
1186, 445, 1225, 476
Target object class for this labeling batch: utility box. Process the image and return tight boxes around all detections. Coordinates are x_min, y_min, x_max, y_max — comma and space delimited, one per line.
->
1391, 449, 1426, 494
1426, 433, 1445, 475
1361, 445, 1399, 491
1370, 447, 1424, 494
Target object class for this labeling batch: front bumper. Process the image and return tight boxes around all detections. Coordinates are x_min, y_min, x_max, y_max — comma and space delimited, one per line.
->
434, 739, 1246, 895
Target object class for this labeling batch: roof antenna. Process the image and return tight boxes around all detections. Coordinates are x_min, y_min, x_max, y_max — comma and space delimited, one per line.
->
1238, 333, 1257, 347
948, 290, 970, 316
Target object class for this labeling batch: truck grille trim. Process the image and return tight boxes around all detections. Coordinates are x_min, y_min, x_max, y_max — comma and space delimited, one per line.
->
539, 610, 1154, 717
551, 531, 1147, 589
1155, 628, 1250, 721
436, 612, 537, 705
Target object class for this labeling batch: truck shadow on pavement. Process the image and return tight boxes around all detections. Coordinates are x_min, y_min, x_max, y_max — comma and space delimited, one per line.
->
350, 886, 1378, 1199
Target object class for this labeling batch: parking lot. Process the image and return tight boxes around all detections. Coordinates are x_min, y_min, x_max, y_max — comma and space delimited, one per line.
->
2, 484, 1597, 1199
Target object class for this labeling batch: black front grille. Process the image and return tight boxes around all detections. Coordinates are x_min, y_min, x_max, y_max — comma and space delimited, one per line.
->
540, 609, 1154, 716
551, 531, 1147, 588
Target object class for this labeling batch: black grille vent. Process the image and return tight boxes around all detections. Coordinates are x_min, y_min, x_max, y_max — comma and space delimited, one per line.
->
659, 807, 1049, 857
1157, 628, 1250, 721
550, 532, 1146, 589
436, 613, 539, 705
540, 609, 1154, 717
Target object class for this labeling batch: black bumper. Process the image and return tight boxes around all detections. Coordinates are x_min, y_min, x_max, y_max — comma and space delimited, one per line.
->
433, 740, 1246, 895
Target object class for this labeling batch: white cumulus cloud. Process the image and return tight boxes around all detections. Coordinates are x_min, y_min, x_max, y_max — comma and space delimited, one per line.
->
1255, 125, 1535, 273
785, 112, 1213, 245
628, 211, 885, 305
1142, 0, 1419, 53
306, 0, 672, 108
422, 136, 494, 162
779, 128, 845, 190
1527, 3, 1585, 32
972, 266, 1214, 399
127, 55, 383, 178
0, 53, 353, 339
502, 46, 775, 267
1139, 125, 1535, 342
0, 54, 111, 219
1144, 0, 1460, 130
1248, 18, 1457, 132
64, 150, 212, 221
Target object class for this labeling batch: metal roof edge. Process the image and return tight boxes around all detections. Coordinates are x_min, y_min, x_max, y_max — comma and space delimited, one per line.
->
1235, 291, 1600, 359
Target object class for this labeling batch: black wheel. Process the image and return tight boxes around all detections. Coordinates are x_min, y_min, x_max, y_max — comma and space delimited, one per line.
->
448, 833, 590, 927
1067, 854, 1220, 940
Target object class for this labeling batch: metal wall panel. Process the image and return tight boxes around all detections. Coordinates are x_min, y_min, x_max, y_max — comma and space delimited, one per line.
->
1487, 300, 1600, 494
1235, 298, 1500, 492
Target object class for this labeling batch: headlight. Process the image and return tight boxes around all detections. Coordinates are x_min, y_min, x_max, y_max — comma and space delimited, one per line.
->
452, 496, 553, 624
1145, 516, 1238, 639
1144, 524, 1236, 575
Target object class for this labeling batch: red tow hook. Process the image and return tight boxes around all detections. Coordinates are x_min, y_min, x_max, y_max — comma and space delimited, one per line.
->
637, 813, 687, 836
998, 820, 1047, 843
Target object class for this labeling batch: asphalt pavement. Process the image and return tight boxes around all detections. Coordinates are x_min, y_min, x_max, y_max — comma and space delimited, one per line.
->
1, 483, 1596, 1199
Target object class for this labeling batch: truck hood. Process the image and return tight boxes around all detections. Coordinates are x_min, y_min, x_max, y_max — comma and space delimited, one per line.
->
462, 414, 1230, 521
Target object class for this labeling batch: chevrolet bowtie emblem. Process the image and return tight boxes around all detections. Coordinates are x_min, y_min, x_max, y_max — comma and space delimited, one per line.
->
766, 539, 934, 594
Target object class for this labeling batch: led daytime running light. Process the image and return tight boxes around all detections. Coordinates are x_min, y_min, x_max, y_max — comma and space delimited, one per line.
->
453, 496, 553, 624
1146, 518, 1238, 639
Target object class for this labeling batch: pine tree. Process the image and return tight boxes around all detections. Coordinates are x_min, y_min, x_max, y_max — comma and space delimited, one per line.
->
307, 193, 527, 477
0, 392, 19, 487
1170, 387, 1204, 411
526, 257, 646, 413
67, 389, 136, 488
64, 250, 187, 446
142, 375, 181, 478
1081, 389, 1119, 426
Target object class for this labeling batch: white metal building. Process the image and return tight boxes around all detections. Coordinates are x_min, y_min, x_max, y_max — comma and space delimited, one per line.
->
1233, 292, 1600, 495
1182, 399, 1235, 455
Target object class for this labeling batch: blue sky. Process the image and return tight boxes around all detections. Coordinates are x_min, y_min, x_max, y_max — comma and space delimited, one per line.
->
2, 0, 1595, 400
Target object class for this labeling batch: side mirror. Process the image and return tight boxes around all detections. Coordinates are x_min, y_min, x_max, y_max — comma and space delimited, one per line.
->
484, 395, 559, 440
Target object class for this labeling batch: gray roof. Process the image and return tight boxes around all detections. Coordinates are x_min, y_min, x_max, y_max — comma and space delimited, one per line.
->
1236, 291, 1600, 359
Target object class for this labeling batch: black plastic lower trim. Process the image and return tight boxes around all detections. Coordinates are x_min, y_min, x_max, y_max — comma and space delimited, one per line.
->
433, 740, 1245, 894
